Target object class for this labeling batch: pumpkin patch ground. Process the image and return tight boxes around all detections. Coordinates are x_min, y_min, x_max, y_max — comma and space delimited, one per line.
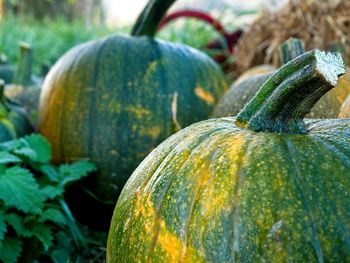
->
1, 0, 350, 262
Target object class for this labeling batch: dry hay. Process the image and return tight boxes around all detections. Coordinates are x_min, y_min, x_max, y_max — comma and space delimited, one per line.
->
236, 0, 350, 73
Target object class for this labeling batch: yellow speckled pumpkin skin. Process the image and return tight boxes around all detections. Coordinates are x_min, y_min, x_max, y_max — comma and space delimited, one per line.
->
38, 35, 227, 203
107, 117, 350, 262
107, 49, 349, 262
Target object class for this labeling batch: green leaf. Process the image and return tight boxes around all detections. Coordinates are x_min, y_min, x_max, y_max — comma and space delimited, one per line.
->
0, 165, 6, 174
0, 151, 22, 164
39, 208, 66, 225
38, 164, 58, 182
0, 237, 23, 263
0, 167, 44, 213
0, 138, 22, 152
0, 211, 7, 241
31, 224, 53, 251
59, 161, 97, 187
40, 185, 64, 200
50, 248, 71, 263
22, 134, 51, 163
4, 213, 30, 237
49, 231, 74, 263
11, 134, 51, 164
13, 147, 37, 161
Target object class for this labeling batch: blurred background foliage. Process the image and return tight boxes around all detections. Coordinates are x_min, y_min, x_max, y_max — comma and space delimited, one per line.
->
0, 1, 227, 76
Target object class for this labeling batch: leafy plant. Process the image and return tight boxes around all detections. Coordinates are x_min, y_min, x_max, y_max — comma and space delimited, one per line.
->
0, 134, 98, 262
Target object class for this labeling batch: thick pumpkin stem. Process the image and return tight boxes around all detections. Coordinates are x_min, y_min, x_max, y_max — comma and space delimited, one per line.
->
237, 50, 345, 134
279, 38, 305, 65
13, 42, 32, 87
131, 0, 176, 37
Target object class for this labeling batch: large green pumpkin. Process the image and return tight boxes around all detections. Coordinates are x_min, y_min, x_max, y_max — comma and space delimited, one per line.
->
214, 38, 350, 118
107, 50, 350, 261
37, 0, 227, 226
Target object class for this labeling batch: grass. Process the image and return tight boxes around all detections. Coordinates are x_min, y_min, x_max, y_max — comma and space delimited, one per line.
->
0, 16, 126, 75
158, 18, 223, 49
0, 14, 234, 76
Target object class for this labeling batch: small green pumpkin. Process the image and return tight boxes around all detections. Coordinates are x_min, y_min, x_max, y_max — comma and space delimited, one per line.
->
107, 50, 350, 262
5, 42, 41, 123
0, 80, 33, 141
0, 54, 15, 84
214, 38, 350, 118
0, 65, 15, 85
37, 0, 227, 227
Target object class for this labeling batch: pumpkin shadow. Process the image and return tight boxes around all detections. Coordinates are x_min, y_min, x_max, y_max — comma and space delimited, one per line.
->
64, 173, 119, 232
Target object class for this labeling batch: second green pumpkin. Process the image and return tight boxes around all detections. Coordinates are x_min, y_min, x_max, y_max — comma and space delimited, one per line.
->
38, 0, 227, 215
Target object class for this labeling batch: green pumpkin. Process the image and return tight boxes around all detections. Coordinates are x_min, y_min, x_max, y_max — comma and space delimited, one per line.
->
212, 71, 272, 117
107, 50, 350, 261
214, 38, 350, 118
0, 53, 16, 84
5, 42, 41, 123
0, 65, 15, 85
0, 80, 33, 141
5, 84, 41, 124
37, 0, 227, 227
0, 54, 15, 85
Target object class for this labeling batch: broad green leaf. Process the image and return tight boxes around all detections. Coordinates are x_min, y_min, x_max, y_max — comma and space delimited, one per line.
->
38, 164, 58, 182
0, 167, 44, 213
50, 231, 74, 263
13, 147, 37, 162
0, 237, 23, 263
59, 161, 97, 187
0, 165, 6, 174
0, 152, 22, 164
31, 224, 53, 251
4, 213, 31, 237
50, 248, 71, 263
39, 208, 66, 225
0, 211, 7, 241
0, 138, 22, 152
40, 185, 64, 200
22, 134, 51, 163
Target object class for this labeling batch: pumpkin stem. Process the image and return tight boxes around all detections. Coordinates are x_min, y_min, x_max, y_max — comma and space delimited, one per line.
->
131, 0, 176, 37
13, 42, 32, 87
279, 38, 305, 65
237, 50, 345, 134
330, 42, 347, 65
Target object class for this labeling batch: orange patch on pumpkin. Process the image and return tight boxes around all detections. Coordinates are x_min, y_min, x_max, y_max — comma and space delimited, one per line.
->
195, 87, 215, 105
